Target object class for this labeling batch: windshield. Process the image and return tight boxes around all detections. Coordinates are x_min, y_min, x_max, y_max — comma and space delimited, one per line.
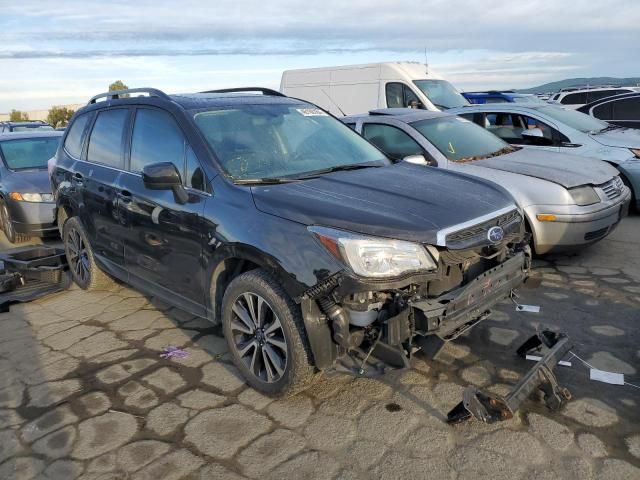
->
513, 96, 546, 104
0, 137, 60, 170
12, 125, 54, 132
413, 80, 469, 109
537, 106, 608, 133
412, 116, 511, 162
193, 104, 387, 181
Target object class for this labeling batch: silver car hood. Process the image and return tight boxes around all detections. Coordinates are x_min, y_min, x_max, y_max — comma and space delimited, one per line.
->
473, 149, 617, 188
589, 127, 640, 148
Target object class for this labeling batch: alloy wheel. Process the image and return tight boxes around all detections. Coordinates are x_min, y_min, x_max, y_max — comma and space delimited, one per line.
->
1, 204, 13, 240
230, 292, 288, 383
66, 227, 90, 284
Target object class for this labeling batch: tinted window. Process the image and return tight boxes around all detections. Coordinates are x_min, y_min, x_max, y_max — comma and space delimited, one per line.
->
561, 92, 587, 105
130, 109, 185, 175
186, 145, 205, 191
612, 97, 640, 120
193, 104, 387, 181
386, 83, 404, 108
87, 109, 128, 168
64, 113, 91, 158
593, 102, 613, 120
0, 137, 61, 170
411, 116, 510, 162
362, 124, 423, 160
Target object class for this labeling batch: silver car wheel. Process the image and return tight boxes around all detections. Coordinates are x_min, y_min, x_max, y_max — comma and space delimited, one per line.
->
230, 292, 288, 383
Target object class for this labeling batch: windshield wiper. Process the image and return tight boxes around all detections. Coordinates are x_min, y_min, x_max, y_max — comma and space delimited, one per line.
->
233, 177, 299, 185
294, 163, 383, 179
592, 124, 622, 134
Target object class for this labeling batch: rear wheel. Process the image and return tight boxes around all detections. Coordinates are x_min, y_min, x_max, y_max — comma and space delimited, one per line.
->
221, 269, 316, 395
63, 217, 116, 290
0, 201, 29, 244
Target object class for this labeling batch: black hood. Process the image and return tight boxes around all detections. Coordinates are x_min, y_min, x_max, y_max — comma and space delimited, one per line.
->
251, 163, 516, 244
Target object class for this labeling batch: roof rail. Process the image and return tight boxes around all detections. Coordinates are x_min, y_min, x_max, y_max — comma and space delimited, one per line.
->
88, 88, 170, 104
200, 87, 286, 97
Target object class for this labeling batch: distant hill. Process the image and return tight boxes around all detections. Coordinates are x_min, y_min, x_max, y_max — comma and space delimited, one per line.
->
517, 77, 640, 94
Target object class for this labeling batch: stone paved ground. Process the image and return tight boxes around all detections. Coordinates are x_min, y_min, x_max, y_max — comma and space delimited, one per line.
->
1, 218, 639, 480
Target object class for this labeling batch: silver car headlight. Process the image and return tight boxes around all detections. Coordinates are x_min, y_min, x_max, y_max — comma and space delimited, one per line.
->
568, 186, 600, 206
309, 226, 437, 278
8, 192, 54, 203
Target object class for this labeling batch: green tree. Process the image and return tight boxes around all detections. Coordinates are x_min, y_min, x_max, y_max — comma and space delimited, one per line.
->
108, 80, 129, 97
46, 106, 75, 128
9, 109, 29, 121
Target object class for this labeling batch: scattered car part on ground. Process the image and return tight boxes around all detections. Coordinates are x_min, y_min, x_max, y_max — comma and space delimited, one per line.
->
577, 92, 640, 129
0, 131, 63, 243
0, 245, 70, 312
449, 103, 640, 211
51, 86, 530, 396
448, 329, 573, 424
343, 109, 631, 254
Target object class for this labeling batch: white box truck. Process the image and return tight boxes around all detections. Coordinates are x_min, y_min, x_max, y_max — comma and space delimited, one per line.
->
280, 62, 469, 116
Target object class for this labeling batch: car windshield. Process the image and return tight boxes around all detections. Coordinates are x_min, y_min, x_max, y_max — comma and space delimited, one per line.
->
192, 103, 388, 181
513, 96, 545, 104
537, 106, 608, 133
0, 137, 60, 170
412, 116, 512, 162
12, 125, 54, 132
413, 80, 469, 109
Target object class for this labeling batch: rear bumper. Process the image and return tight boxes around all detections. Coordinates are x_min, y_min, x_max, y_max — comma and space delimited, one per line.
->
6, 200, 58, 237
411, 251, 529, 339
526, 188, 631, 254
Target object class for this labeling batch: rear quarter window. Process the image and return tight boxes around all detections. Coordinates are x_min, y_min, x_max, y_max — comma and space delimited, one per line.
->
64, 113, 91, 158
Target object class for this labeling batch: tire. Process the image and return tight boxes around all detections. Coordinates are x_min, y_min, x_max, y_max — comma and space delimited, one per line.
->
0, 201, 29, 244
63, 217, 116, 291
620, 174, 637, 214
222, 269, 317, 396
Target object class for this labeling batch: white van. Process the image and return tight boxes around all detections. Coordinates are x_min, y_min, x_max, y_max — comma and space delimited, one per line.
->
280, 62, 469, 116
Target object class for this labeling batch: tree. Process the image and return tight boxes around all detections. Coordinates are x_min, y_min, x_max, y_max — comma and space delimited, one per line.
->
108, 80, 129, 97
47, 106, 75, 128
9, 109, 29, 121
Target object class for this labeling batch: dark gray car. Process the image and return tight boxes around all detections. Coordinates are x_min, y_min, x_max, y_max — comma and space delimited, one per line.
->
0, 131, 62, 243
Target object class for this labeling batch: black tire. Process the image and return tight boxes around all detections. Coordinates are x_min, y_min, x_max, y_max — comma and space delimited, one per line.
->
63, 217, 116, 291
221, 269, 317, 396
0, 201, 29, 244
621, 174, 637, 214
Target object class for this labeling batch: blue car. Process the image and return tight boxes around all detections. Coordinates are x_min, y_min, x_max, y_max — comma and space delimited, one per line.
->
462, 91, 545, 105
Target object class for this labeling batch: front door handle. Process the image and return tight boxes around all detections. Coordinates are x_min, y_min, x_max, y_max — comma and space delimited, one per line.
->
72, 173, 84, 185
118, 190, 132, 204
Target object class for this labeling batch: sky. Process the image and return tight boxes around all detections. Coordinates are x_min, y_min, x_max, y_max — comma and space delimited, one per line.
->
1, 0, 639, 111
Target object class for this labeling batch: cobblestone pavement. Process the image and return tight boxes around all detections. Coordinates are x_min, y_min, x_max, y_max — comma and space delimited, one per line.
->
1, 218, 639, 480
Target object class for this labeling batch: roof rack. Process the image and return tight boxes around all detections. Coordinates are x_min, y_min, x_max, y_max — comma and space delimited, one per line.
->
88, 88, 170, 104
200, 87, 286, 97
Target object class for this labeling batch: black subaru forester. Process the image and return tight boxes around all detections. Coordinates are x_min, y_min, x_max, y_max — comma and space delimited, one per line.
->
51, 87, 530, 395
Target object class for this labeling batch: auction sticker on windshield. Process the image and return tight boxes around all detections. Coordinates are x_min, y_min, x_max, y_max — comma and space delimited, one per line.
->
297, 108, 328, 116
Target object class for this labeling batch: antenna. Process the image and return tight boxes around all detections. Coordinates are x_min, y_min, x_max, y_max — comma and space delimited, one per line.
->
320, 88, 346, 116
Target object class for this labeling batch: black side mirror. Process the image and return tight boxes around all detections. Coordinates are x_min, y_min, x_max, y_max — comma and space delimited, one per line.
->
142, 162, 188, 204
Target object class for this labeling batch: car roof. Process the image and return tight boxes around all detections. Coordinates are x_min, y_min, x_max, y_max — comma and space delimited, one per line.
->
0, 130, 63, 141
344, 109, 450, 123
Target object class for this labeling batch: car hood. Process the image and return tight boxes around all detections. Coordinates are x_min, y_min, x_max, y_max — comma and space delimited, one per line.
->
589, 128, 640, 148
472, 149, 617, 188
251, 163, 515, 244
2, 168, 53, 194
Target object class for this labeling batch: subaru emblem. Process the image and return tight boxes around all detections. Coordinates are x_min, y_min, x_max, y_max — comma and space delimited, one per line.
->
487, 226, 504, 243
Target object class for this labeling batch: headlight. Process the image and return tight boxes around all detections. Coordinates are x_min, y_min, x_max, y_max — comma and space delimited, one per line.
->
309, 226, 437, 278
8, 192, 54, 203
568, 186, 600, 206
630, 148, 640, 159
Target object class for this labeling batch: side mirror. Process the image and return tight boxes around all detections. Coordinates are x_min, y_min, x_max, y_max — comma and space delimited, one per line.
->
521, 128, 544, 139
403, 154, 435, 166
142, 162, 188, 204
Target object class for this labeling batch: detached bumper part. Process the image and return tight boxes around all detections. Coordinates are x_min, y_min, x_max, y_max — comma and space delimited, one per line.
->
447, 330, 572, 424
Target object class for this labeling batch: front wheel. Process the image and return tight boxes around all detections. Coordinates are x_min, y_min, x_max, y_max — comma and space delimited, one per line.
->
0, 201, 28, 244
221, 269, 317, 395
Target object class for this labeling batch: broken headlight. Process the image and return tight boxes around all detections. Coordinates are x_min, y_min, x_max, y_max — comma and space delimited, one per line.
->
568, 186, 600, 206
309, 226, 437, 278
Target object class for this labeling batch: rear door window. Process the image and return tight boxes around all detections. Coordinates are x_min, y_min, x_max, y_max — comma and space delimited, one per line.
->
130, 108, 185, 176
362, 123, 423, 160
612, 97, 640, 120
64, 112, 91, 158
87, 109, 128, 169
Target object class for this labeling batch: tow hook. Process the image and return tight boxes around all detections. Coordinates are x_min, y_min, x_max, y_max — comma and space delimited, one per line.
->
447, 329, 572, 424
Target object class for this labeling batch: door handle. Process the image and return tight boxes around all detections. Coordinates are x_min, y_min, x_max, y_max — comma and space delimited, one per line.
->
72, 173, 84, 185
118, 190, 132, 204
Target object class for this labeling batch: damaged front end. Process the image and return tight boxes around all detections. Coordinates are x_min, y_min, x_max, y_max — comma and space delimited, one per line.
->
299, 208, 532, 375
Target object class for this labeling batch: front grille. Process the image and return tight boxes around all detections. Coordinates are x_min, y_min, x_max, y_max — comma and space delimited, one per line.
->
446, 209, 522, 249
584, 227, 609, 241
598, 176, 625, 200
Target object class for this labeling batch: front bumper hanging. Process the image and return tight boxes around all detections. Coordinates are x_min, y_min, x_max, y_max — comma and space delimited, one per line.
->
447, 329, 572, 424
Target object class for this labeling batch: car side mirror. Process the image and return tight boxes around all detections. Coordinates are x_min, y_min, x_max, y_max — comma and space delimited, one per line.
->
521, 128, 544, 139
403, 154, 436, 166
142, 162, 188, 204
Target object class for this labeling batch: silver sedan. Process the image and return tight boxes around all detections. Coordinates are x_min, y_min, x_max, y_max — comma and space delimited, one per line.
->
343, 109, 631, 255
